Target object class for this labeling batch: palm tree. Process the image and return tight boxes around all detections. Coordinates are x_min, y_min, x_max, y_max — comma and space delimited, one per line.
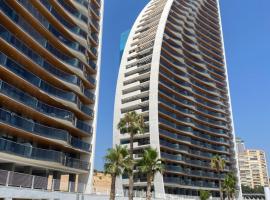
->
118, 111, 145, 200
211, 155, 226, 200
137, 148, 164, 200
199, 190, 211, 200
104, 145, 131, 200
223, 173, 237, 200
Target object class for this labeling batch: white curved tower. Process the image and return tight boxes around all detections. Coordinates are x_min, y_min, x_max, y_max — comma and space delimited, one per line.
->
114, 0, 241, 198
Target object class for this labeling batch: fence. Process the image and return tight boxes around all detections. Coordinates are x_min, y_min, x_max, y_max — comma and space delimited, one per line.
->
0, 169, 85, 193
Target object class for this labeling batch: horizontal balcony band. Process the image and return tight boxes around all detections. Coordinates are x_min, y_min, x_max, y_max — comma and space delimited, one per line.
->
161, 152, 230, 171
0, 52, 94, 120
0, 107, 91, 152
0, 137, 89, 171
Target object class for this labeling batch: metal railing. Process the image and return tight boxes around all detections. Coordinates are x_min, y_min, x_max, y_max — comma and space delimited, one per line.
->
0, 169, 85, 193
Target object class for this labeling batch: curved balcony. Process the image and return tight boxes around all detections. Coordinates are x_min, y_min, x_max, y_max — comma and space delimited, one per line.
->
0, 80, 73, 122
39, 0, 88, 39
160, 138, 229, 161
159, 111, 228, 137
163, 177, 218, 189
0, 1, 88, 60
159, 128, 228, 153
0, 107, 91, 152
159, 88, 226, 121
0, 137, 89, 171
58, 0, 88, 24
159, 98, 227, 129
0, 51, 94, 117
165, 165, 225, 180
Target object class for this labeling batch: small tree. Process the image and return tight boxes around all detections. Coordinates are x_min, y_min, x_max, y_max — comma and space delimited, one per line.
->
200, 190, 211, 200
118, 111, 145, 200
211, 155, 226, 200
138, 148, 164, 200
104, 145, 130, 200
223, 173, 237, 200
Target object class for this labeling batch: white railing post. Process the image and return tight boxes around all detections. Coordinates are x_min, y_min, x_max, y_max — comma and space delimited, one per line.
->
31, 176, 35, 189
6, 171, 10, 186
51, 179, 54, 192
68, 182, 71, 192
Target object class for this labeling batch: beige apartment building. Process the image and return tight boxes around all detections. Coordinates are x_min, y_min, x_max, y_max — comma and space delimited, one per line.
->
237, 139, 269, 188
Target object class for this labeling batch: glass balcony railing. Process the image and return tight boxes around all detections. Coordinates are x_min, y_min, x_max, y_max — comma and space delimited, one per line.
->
0, 137, 89, 170
39, 0, 88, 39
0, 52, 94, 116
0, 107, 91, 152
76, 120, 92, 134
58, 0, 88, 24
0, 80, 73, 122
159, 129, 228, 152
75, 0, 89, 8
84, 89, 95, 102
160, 116, 228, 141
163, 176, 218, 188
4, 0, 87, 64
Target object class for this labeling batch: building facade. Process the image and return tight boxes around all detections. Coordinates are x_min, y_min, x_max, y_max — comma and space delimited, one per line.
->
92, 171, 112, 195
238, 149, 269, 188
114, 0, 240, 198
0, 0, 103, 194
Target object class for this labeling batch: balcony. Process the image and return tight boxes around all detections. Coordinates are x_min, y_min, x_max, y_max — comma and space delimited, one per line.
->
0, 137, 89, 170
0, 107, 91, 152
0, 53, 93, 117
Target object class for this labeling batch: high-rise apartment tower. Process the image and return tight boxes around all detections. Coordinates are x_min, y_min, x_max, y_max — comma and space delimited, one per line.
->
237, 139, 269, 188
0, 0, 103, 193
114, 0, 240, 198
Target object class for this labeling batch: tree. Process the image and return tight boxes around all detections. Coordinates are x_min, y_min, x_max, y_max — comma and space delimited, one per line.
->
200, 190, 211, 200
242, 185, 264, 194
104, 145, 131, 200
211, 155, 226, 200
137, 148, 164, 200
223, 173, 237, 200
118, 111, 145, 200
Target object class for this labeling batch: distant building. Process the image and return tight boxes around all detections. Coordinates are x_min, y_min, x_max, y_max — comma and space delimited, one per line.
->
236, 137, 246, 154
237, 139, 269, 188
92, 171, 112, 195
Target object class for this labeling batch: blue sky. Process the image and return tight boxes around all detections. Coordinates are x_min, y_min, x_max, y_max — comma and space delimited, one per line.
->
95, 0, 270, 170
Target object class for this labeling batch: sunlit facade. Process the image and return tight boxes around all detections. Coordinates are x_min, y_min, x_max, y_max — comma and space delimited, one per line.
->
0, 0, 103, 193
114, 0, 240, 198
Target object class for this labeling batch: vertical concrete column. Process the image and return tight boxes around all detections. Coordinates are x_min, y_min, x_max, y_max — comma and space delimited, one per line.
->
265, 187, 270, 200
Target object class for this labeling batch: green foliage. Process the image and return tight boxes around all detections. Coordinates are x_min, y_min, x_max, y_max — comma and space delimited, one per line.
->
200, 190, 210, 200
117, 111, 145, 135
223, 173, 237, 199
242, 185, 264, 194
210, 155, 226, 200
137, 148, 164, 176
210, 155, 226, 172
104, 145, 131, 176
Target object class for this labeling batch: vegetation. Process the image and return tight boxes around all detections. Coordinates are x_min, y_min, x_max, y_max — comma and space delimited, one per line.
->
137, 148, 164, 200
104, 145, 131, 200
211, 155, 226, 200
118, 111, 145, 200
242, 185, 264, 194
223, 173, 237, 200
199, 190, 211, 200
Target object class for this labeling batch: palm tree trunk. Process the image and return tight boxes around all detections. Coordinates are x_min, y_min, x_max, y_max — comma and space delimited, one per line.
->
110, 174, 116, 200
128, 133, 134, 200
218, 171, 223, 200
146, 174, 152, 200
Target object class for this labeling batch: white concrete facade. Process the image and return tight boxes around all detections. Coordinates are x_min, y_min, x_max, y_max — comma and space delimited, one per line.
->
114, 0, 241, 198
